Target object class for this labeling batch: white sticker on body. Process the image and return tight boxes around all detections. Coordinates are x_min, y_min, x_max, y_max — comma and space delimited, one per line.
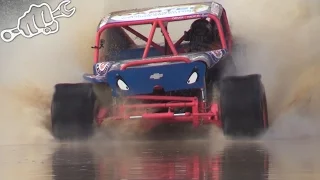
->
150, 73, 164, 80
111, 4, 210, 21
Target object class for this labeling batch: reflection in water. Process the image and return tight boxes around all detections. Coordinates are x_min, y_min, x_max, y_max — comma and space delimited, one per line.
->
51, 142, 269, 180
52, 146, 97, 180
220, 143, 269, 180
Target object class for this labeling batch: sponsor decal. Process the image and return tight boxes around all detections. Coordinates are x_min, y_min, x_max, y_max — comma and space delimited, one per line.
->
110, 4, 210, 21
95, 62, 113, 75
212, 49, 223, 58
204, 49, 227, 65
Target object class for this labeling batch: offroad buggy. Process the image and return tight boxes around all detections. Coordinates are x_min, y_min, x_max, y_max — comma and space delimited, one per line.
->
51, 1, 269, 140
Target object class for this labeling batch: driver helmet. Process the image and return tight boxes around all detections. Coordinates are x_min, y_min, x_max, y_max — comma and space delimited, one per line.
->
188, 18, 215, 51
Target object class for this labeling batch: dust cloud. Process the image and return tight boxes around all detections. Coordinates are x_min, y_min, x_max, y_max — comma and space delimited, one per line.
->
0, 0, 105, 145
217, 0, 320, 139
0, 0, 319, 145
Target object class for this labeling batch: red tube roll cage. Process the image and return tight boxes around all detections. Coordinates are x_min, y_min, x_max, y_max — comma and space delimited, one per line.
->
93, 9, 232, 64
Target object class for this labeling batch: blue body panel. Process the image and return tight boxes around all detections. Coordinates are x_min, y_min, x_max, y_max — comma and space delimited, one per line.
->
107, 61, 206, 96
83, 46, 228, 97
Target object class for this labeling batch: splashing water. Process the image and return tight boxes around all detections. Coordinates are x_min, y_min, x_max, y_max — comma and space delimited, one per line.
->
0, 0, 319, 145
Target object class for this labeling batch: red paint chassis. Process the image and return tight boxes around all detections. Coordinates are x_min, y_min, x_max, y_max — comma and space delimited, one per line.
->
96, 95, 221, 128
94, 6, 233, 129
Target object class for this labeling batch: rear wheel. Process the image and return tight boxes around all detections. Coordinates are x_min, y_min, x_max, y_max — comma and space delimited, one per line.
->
219, 74, 268, 137
51, 83, 96, 140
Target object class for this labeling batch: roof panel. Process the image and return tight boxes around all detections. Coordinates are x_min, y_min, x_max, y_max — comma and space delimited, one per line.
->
98, 1, 223, 29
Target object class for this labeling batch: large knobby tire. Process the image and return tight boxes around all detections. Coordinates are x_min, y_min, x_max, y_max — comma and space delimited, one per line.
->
219, 74, 268, 137
51, 83, 96, 140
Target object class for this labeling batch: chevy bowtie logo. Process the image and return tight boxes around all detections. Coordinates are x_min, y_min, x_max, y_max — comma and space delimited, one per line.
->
150, 73, 163, 80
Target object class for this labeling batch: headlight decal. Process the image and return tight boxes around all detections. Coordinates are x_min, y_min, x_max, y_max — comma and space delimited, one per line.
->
187, 67, 199, 84
116, 74, 129, 90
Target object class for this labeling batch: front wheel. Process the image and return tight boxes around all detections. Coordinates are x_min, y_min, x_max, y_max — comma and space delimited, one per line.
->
219, 74, 268, 137
51, 83, 96, 140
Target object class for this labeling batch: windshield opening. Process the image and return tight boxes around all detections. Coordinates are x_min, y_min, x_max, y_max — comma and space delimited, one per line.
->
95, 15, 225, 63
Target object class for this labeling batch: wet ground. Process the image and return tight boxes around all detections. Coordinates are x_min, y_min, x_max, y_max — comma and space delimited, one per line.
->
0, 0, 320, 179
1, 133, 320, 180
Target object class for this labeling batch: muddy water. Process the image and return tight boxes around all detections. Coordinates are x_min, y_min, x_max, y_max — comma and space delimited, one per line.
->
0, 0, 320, 179
0, 0, 319, 144
2, 139, 320, 180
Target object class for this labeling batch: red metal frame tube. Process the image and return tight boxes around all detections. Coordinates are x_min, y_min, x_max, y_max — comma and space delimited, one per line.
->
95, 13, 228, 63
174, 34, 186, 47
104, 113, 220, 126
120, 56, 191, 70
125, 95, 196, 101
142, 21, 158, 58
142, 112, 174, 119
222, 9, 233, 52
119, 102, 195, 109
208, 14, 227, 49
122, 26, 164, 53
157, 20, 178, 55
